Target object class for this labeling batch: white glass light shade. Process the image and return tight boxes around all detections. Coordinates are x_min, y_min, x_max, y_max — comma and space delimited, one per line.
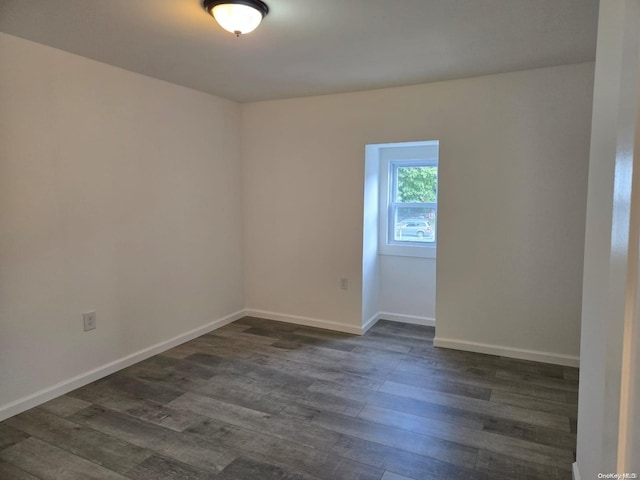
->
212, 3, 264, 35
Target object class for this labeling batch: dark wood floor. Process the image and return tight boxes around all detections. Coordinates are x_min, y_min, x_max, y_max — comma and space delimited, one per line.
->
0, 317, 578, 480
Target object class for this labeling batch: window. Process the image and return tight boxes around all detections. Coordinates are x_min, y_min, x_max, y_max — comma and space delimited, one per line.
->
376, 140, 439, 258
389, 161, 438, 246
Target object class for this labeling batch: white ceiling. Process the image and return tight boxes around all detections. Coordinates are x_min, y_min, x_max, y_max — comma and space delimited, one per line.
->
0, 0, 598, 103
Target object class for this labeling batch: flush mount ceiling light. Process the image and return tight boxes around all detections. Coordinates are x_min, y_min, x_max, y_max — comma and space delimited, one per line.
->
203, 0, 269, 37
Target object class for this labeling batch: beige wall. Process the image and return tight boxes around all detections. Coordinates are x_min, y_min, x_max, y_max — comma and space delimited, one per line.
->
0, 31, 596, 419
379, 256, 436, 321
241, 63, 594, 363
0, 33, 245, 416
434, 65, 593, 365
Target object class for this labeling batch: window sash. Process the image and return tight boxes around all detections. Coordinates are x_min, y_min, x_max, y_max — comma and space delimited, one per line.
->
388, 160, 438, 246
388, 202, 437, 245
390, 160, 438, 204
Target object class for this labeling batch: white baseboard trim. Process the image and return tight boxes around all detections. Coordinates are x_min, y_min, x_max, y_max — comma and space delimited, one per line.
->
245, 309, 364, 335
378, 312, 435, 327
433, 336, 580, 367
362, 313, 381, 333
0, 309, 245, 422
2, 307, 580, 422
572, 462, 580, 480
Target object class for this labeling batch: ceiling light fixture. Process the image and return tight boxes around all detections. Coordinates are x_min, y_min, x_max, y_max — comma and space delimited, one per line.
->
203, 0, 269, 37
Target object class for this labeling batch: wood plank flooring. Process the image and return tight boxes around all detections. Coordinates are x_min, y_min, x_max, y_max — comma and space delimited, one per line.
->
0, 317, 578, 479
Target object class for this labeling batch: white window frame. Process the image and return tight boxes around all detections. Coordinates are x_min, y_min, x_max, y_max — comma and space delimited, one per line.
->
379, 145, 439, 259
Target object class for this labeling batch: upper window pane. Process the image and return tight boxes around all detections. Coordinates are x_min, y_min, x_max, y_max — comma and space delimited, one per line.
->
395, 166, 438, 203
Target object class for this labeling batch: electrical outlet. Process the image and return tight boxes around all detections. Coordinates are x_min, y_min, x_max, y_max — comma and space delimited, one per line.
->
83, 311, 96, 331
340, 278, 349, 290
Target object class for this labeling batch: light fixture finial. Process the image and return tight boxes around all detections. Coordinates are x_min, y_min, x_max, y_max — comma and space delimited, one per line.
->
203, 0, 269, 37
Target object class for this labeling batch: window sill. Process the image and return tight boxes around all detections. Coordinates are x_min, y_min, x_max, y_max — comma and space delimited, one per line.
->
379, 244, 437, 259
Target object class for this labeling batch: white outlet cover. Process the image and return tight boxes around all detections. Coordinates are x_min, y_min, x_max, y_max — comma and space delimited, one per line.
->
83, 311, 96, 331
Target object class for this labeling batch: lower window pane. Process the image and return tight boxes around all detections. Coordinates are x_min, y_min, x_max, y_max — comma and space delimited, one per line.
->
393, 206, 437, 244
